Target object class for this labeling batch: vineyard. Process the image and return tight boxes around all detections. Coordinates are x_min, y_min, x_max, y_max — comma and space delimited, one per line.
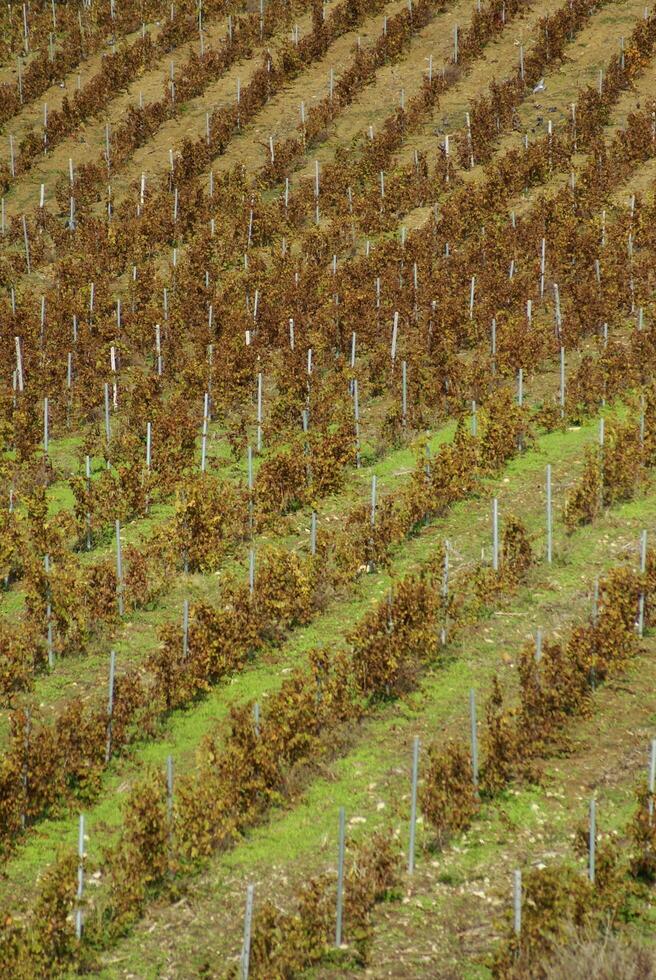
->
1, 0, 656, 976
